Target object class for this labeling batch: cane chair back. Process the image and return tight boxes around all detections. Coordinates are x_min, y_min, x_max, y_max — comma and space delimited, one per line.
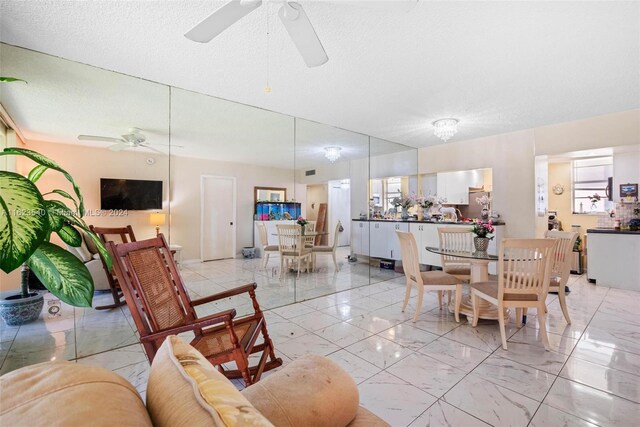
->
89, 225, 137, 310
396, 231, 462, 322
438, 227, 473, 282
107, 234, 282, 386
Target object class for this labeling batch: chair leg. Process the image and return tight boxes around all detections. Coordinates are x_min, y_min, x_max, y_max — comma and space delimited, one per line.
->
522, 307, 528, 325
538, 301, 551, 351
263, 253, 269, 268
471, 291, 480, 327
558, 288, 572, 324
498, 304, 508, 350
413, 287, 424, 322
235, 354, 253, 387
454, 285, 462, 323
332, 251, 338, 271
516, 308, 522, 327
401, 282, 411, 312
437, 291, 443, 309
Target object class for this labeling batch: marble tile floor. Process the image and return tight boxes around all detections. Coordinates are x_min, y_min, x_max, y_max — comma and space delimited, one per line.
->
2, 265, 640, 426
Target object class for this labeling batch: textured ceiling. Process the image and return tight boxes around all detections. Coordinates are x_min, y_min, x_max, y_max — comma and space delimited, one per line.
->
1, 0, 639, 148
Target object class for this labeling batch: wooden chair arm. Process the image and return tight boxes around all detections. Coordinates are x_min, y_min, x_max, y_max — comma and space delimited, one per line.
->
140, 309, 237, 343
191, 283, 258, 306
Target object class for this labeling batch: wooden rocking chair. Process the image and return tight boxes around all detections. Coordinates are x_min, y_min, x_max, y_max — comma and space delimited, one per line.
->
89, 225, 137, 310
106, 234, 282, 386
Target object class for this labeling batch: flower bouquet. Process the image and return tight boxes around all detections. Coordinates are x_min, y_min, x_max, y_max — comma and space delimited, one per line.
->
470, 219, 495, 251
588, 193, 601, 210
296, 216, 308, 227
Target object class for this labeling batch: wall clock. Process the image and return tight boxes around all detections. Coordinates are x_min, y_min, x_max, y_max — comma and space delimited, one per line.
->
552, 184, 565, 195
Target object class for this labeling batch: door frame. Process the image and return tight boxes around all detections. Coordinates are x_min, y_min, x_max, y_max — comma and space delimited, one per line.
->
200, 175, 237, 261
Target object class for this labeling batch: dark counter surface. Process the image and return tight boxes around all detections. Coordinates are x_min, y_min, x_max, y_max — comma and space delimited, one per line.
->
587, 228, 640, 235
352, 218, 505, 225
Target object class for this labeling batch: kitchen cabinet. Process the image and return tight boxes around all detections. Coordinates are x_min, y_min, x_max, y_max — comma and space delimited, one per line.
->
587, 230, 640, 290
370, 222, 408, 260
436, 170, 485, 205
351, 221, 370, 256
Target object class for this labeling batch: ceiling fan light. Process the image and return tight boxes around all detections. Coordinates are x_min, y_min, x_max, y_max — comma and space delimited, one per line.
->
433, 118, 459, 142
324, 146, 341, 163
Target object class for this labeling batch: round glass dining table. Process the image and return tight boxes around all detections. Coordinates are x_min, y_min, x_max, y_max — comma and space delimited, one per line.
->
425, 246, 503, 321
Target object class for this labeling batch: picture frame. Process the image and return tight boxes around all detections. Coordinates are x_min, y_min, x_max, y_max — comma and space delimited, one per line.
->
620, 183, 638, 198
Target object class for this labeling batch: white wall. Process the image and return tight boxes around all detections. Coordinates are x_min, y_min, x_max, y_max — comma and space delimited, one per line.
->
613, 151, 640, 200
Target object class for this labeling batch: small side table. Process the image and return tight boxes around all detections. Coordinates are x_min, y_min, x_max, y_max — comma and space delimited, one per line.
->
169, 244, 183, 265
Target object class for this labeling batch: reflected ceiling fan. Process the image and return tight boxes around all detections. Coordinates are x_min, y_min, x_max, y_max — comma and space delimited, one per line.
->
77, 128, 178, 154
185, 0, 328, 68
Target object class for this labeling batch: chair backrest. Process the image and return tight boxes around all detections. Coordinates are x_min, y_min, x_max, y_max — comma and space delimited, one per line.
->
304, 221, 316, 247
396, 231, 423, 287
276, 224, 303, 255
545, 230, 579, 286
90, 225, 137, 244
256, 222, 269, 247
107, 234, 194, 337
498, 238, 558, 299
438, 227, 473, 268
331, 221, 342, 249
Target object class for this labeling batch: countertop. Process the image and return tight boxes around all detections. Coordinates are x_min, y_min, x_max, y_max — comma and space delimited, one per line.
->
587, 228, 640, 235
352, 218, 506, 225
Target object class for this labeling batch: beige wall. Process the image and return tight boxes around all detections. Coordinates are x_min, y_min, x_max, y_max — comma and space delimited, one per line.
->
418, 129, 537, 238
306, 184, 327, 221
548, 162, 599, 238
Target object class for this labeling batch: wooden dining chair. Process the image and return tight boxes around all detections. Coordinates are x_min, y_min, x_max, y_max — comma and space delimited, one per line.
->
89, 225, 137, 310
470, 238, 558, 350
396, 231, 463, 322
544, 230, 579, 324
276, 224, 313, 277
437, 227, 473, 283
303, 221, 317, 249
256, 222, 279, 268
312, 221, 342, 272
106, 234, 282, 386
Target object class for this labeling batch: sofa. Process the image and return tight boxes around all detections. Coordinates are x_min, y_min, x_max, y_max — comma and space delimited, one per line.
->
65, 229, 110, 291
0, 335, 389, 427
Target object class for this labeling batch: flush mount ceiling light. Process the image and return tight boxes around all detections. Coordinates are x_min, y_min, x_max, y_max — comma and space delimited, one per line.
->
324, 146, 341, 162
432, 118, 459, 142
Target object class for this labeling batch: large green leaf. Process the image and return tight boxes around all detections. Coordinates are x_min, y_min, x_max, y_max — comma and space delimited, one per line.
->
27, 165, 48, 183
27, 242, 94, 307
63, 214, 112, 272
44, 189, 80, 214
1, 148, 85, 216
57, 224, 82, 247
0, 77, 27, 83
45, 200, 66, 232
0, 171, 50, 273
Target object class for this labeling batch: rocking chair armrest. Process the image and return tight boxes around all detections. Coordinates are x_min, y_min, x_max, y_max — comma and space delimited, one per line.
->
140, 309, 237, 344
191, 283, 258, 306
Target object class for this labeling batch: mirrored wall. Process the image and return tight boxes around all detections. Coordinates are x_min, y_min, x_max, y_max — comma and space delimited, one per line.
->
0, 43, 418, 311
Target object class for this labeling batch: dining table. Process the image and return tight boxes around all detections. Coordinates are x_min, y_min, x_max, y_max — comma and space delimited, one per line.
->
425, 246, 505, 322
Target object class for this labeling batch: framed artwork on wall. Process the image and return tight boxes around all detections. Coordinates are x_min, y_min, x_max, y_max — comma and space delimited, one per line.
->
620, 183, 638, 199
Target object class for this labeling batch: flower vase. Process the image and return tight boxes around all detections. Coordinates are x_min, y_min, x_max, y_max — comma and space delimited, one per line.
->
423, 208, 432, 221
474, 237, 490, 252
481, 206, 490, 221
401, 207, 409, 220
301, 225, 305, 235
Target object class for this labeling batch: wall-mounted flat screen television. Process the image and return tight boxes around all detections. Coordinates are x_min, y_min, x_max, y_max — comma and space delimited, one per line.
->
100, 179, 163, 210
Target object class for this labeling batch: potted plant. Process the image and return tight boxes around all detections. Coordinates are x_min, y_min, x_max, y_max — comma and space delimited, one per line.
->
417, 194, 446, 220
0, 147, 111, 325
296, 216, 308, 234
470, 219, 495, 252
391, 194, 415, 220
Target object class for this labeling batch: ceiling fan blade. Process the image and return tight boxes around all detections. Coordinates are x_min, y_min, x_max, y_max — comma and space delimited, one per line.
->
152, 143, 184, 148
185, 0, 263, 43
278, 2, 328, 68
140, 144, 166, 155
78, 135, 124, 143
108, 143, 130, 152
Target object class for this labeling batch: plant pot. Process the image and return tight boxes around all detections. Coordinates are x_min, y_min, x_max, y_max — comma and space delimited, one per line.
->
0, 291, 44, 326
423, 208, 432, 220
481, 206, 490, 221
401, 207, 410, 220
474, 237, 490, 252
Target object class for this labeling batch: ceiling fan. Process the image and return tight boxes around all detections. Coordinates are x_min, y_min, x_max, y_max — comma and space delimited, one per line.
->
77, 128, 177, 154
185, 0, 328, 68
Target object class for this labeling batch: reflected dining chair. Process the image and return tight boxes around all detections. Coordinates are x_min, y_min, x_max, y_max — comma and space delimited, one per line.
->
544, 230, 579, 324
303, 221, 316, 249
256, 222, 279, 268
89, 225, 137, 310
312, 221, 342, 272
470, 238, 558, 350
106, 234, 282, 386
396, 231, 463, 322
276, 224, 313, 277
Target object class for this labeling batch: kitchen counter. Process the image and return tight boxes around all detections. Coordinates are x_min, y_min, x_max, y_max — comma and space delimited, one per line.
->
587, 228, 640, 235
353, 218, 506, 225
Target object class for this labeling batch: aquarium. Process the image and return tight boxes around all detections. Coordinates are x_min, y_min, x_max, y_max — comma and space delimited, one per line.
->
255, 202, 301, 221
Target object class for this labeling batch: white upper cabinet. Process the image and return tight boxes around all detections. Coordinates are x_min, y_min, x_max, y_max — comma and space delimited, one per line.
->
436, 170, 486, 205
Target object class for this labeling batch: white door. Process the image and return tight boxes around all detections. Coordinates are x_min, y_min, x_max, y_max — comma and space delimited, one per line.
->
328, 179, 351, 246
201, 175, 236, 261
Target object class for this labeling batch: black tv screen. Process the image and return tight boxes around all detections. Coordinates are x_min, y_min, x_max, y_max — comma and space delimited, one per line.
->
100, 179, 163, 210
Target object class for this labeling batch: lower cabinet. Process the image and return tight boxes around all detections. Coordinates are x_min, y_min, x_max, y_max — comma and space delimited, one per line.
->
370, 222, 408, 260
351, 221, 370, 257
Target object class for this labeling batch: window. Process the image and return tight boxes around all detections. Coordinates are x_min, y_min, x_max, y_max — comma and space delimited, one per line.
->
572, 156, 612, 213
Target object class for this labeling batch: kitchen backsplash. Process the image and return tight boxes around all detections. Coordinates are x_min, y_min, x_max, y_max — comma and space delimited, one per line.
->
597, 202, 640, 227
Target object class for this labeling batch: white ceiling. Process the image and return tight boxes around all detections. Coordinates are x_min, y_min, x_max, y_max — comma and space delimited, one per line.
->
1, 0, 639, 148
